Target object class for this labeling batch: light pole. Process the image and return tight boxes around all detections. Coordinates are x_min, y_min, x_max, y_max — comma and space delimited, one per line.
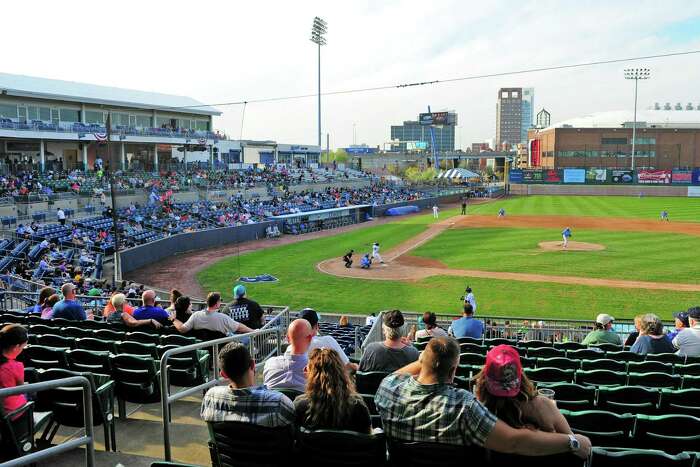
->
310, 16, 327, 149
624, 68, 650, 170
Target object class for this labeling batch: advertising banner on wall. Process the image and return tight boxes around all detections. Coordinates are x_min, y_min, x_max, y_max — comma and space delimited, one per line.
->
672, 169, 692, 184
689, 186, 700, 197
544, 169, 561, 183
638, 170, 672, 184
586, 169, 607, 183
610, 170, 634, 184
563, 169, 586, 184
509, 169, 524, 183
522, 169, 544, 183
692, 169, 700, 185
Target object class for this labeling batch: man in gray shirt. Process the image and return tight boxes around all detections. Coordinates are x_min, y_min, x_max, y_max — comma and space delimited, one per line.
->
673, 307, 700, 357
360, 310, 420, 373
173, 292, 254, 336
263, 318, 313, 392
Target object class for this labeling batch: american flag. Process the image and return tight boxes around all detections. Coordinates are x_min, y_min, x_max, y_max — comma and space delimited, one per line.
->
94, 132, 108, 142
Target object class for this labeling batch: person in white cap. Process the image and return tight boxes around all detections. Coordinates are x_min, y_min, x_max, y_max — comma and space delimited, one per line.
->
582, 313, 622, 346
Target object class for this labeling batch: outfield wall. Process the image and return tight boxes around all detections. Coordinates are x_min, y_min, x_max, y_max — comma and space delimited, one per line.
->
510, 184, 690, 197
373, 194, 463, 217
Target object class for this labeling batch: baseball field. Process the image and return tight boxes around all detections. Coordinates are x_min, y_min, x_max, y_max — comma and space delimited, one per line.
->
195, 195, 700, 320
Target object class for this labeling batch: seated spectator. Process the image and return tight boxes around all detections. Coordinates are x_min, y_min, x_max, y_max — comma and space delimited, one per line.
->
0, 324, 29, 419
102, 292, 136, 318
294, 348, 371, 433
581, 314, 622, 346
630, 313, 675, 355
173, 295, 192, 323
173, 292, 254, 336
132, 290, 170, 324
41, 294, 61, 319
448, 304, 484, 339
365, 313, 377, 326
338, 315, 352, 327
474, 345, 572, 433
227, 285, 264, 329
201, 341, 294, 426
51, 283, 87, 321
30, 286, 55, 314
107, 293, 161, 329
416, 312, 448, 339
263, 318, 313, 392
673, 307, 700, 357
165, 289, 183, 315
359, 310, 419, 373
293, 309, 357, 372
374, 337, 591, 459
624, 314, 643, 347
667, 311, 689, 341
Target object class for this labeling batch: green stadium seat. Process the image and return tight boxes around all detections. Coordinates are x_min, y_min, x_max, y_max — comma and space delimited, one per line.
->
628, 361, 674, 375
590, 343, 623, 353
628, 372, 681, 389
567, 348, 606, 360
518, 340, 553, 348
27, 324, 54, 335
66, 349, 113, 377
535, 357, 580, 370
160, 334, 198, 347
580, 358, 627, 372
524, 367, 575, 384
116, 341, 159, 359
459, 343, 487, 354
109, 354, 162, 419
60, 326, 94, 339
35, 334, 75, 349
456, 336, 482, 345
597, 385, 660, 415
483, 338, 516, 347
560, 409, 635, 448
18, 345, 68, 370
416, 335, 433, 344
646, 353, 685, 365
675, 363, 700, 376
681, 375, 700, 389
537, 382, 595, 411
553, 341, 585, 351
589, 447, 694, 467
75, 337, 118, 353
459, 352, 485, 366
607, 350, 645, 362
355, 371, 390, 395
527, 347, 565, 359
158, 345, 210, 388
659, 388, 700, 417
94, 329, 127, 341
207, 421, 294, 467
296, 428, 387, 466
632, 414, 700, 453
124, 331, 161, 345
413, 341, 428, 351
575, 369, 627, 387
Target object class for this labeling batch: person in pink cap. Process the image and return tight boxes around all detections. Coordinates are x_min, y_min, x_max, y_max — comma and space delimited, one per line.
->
474, 345, 571, 434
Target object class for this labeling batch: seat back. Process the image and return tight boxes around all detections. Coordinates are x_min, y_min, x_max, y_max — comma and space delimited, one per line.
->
125, 331, 161, 345
633, 414, 700, 453
597, 385, 660, 415
296, 428, 386, 466
607, 350, 645, 362
0, 402, 35, 462
536, 357, 580, 370
116, 341, 159, 358
659, 389, 700, 417
628, 361, 673, 374
66, 349, 112, 376
524, 367, 574, 384
459, 352, 485, 366
75, 337, 118, 353
386, 439, 485, 467
580, 358, 626, 372
35, 333, 75, 349
207, 421, 293, 467
560, 409, 635, 447
527, 347, 564, 359
355, 371, 390, 395
110, 354, 161, 403
628, 372, 681, 389
575, 369, 626, 387
19, 344, 68, 369
537, 382, 595, 411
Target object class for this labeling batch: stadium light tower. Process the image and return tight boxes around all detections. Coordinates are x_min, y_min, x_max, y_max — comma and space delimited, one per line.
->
310, 16, 327, 149
624, 68, 650, 170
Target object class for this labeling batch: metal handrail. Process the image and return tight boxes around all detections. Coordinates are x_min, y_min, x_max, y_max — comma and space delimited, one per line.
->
159, 325, 283, 461
0, 376, 95, 467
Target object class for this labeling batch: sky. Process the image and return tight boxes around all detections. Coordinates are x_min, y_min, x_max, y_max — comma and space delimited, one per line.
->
3, 0, 700, 149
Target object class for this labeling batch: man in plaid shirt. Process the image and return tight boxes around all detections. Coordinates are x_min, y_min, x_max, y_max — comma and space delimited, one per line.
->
201, 342, 294, 427
375, 337, 591, 459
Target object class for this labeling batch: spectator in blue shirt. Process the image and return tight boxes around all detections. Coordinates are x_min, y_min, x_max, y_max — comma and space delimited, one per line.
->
133, 290, 170, 324
51, 283, 87, 321
448, 304, 484, 339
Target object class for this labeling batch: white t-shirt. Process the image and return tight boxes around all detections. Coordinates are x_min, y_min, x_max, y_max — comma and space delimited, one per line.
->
365, 316, 377, 326
415, 327, 448, 339
673, 325, 700, 357
286, 334, 350, 365
180, 310, 241, 335
57, 210, 66, 220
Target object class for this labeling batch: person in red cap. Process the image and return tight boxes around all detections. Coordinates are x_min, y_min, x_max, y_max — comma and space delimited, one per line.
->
474, 345, 571, 434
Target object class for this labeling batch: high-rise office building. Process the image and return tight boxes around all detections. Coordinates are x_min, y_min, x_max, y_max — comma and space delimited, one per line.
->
390, 112, 457, 153
495, 87, 534, 146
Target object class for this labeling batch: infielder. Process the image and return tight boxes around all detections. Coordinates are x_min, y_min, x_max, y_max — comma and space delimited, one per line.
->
660, 210, 669, 221
432, 205, 439, 219
463, 286, 477, 312
498, 208, 505, 218
562, 227, 572, 248
372, 242, 384, 264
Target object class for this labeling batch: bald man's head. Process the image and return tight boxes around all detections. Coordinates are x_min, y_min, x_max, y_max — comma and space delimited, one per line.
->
142, 290, 156, 306
288, 319, 313, 355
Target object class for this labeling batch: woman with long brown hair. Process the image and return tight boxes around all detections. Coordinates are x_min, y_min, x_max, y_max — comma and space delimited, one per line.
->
294, 348, 371, 433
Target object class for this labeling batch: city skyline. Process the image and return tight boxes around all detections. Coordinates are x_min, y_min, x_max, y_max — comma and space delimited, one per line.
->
2, 0, 699, 150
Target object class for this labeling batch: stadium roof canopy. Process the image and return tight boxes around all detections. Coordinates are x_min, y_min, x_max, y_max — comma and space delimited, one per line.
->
0, 72, 220, 116
544, 110, 700, 130
437, 168, 480, 179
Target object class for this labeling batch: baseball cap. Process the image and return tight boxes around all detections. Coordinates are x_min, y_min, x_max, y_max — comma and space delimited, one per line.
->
232, 284, 246, 298
596, 314, 615, 326
483, 345, 523, 398
688, 307, 700, 320
299, 308, 319, 327
674, 311, 690, 327
383, 310, 405, 328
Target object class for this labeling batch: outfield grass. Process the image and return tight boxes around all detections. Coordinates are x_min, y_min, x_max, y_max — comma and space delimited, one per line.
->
412, 227, 700, 284
467, 195, 700, 221
197, 198, 700, 319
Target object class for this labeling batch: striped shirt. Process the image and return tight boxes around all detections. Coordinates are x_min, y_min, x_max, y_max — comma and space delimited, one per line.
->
375, 373, 497, 446
201, 384, 295, 427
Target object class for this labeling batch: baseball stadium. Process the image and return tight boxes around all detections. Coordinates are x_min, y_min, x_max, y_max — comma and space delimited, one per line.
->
4, 5, 700, 467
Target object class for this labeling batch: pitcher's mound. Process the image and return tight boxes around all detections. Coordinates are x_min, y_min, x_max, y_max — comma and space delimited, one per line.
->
538, 241, 605, 252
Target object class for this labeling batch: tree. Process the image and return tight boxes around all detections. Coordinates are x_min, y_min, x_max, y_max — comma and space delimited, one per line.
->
404, 166, 437, 184
320, 149, 349, 164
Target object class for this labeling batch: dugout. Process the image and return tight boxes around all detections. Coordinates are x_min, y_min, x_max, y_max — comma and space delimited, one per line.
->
271, 205, 372, 235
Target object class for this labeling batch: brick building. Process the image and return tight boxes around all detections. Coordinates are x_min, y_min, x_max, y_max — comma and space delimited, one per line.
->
527, 110, 700, 170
